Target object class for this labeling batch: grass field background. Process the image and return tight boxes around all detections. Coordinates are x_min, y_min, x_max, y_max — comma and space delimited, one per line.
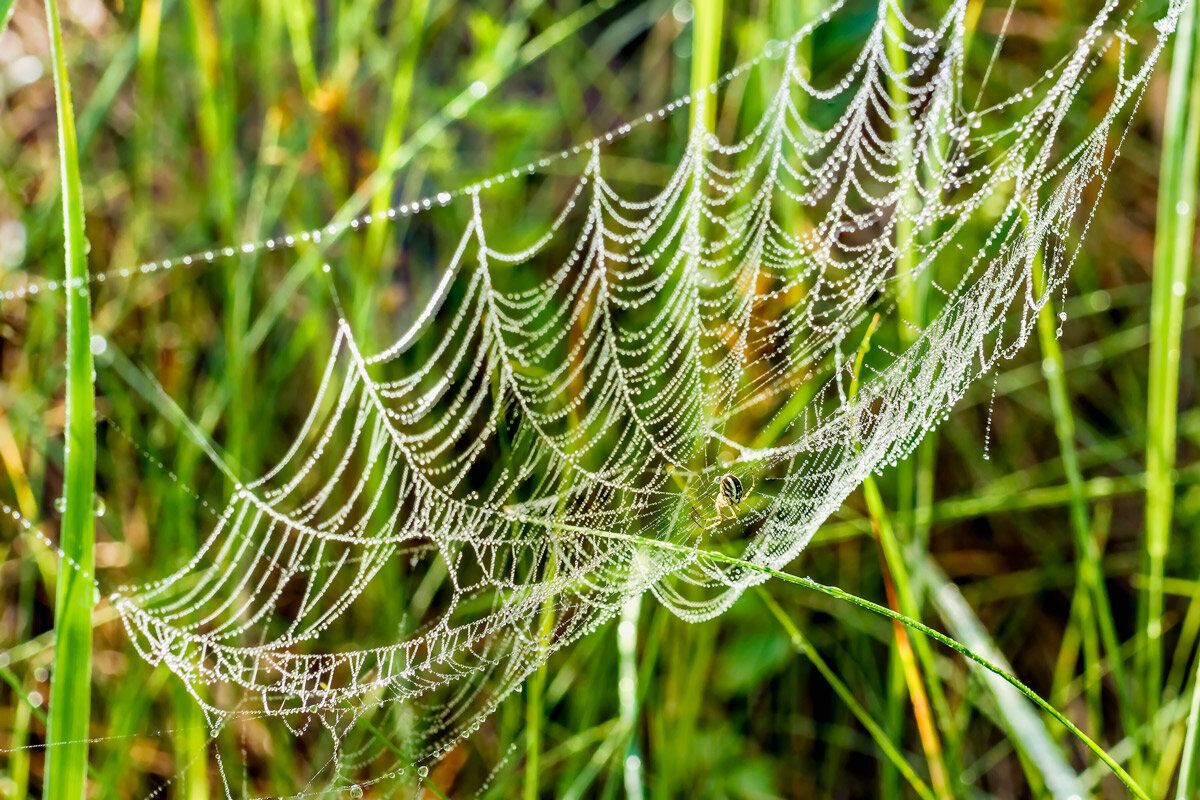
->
1, 0, 1200, 797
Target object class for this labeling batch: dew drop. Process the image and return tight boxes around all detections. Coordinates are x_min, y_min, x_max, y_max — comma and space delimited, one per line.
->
92, 495, 106, 518
417, 766, 429, 778
348, 785, 363, 799
54, 496, 67, 513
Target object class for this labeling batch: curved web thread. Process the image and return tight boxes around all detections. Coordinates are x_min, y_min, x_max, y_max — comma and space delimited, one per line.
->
104, 0, 1184, 787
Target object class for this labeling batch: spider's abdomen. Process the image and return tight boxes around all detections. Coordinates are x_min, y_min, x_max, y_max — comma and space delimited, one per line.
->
720, 474, 743, 505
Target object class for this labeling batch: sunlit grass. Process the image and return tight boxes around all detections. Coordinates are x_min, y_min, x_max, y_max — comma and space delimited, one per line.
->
1, 1, 1198, 798
41, 1, 95, 799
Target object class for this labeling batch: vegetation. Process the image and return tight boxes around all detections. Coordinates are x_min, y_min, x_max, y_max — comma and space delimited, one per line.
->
1, 0, 1199, 797
38, 3, 94, 800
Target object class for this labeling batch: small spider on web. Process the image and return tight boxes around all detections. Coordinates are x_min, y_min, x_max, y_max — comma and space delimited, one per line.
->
701, 474, 757, 530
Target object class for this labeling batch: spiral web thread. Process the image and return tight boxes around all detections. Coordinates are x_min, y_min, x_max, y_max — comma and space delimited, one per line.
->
101, 0, 1185, 789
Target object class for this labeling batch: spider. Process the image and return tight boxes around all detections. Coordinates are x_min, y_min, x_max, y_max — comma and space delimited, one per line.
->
701, 473, 756, 530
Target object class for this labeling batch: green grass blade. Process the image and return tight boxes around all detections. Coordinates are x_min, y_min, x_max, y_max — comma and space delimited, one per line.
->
690, 0, 722, 133
617, 595, 644, 800
755, 587, 936, 800
361, 0, 431, 281
852, 320, 953, 798
863, 478, 952, 798
0, 0, 15, 36
42, 1, 96, 798
1034, 253, 1132, 744
916, 555, 1088, 799
885, 2, 917, 333
533, 518, 1143, 797
525, 549, 558, 800
1143, 0, 1200, 750
1178, 647, 1200, 799
753, 568, 1138, 797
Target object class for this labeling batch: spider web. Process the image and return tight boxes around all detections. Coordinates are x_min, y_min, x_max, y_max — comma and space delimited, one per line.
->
87, 0, 1188, 792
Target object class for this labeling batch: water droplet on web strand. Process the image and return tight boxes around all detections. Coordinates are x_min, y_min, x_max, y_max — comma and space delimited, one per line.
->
417, 766, 429, 778
348, 785, 363, 799
54, 496, 67, 513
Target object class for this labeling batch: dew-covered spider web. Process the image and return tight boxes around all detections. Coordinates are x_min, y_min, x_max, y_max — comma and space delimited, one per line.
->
41, 0, 1186, 792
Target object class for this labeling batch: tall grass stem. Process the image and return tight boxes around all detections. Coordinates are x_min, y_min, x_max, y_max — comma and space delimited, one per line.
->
557, 519, 1147, 799
42, 0, 95, 798
1033, 241, 1130, 741
618, 594, 644, 800
1143, 0, 1200, 749
755, 588, 936, 800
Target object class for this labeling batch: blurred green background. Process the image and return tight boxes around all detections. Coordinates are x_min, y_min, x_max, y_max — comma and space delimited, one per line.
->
1, 0, 1199, 797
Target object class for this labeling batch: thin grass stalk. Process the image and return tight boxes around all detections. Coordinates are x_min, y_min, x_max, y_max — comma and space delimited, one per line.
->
8, 698, 31, 800
545, 520, 1149, 799
525, 547, 558, 800
1159, 581, 1200, 792
42, 0, 95, 798
690, 0, 722, 135
280, 1, 317, 97
1143, 0, 1200, 753
186, 0, 244, 475
755, 588, 936, 800
1033, 251, 1131, 741
134, 0, 163, 195
362, 0, 430, 284
915, 553, 1087, 798
524, 631, 547, 799
863, 480, 952, 799
885, 3, 916, 328
882, 3, 960, 784
1168, 590, 1200, 684
618, 594, 643, 800
1177, 646, 1200, 799
852, 319, 952, 798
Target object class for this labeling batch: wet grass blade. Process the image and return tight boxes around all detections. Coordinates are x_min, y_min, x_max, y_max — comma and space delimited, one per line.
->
563, 520, 1148, 799
916, 554, 1088, 799
1143, 0, 1200, 757
1, 0, 15, 36
755, 587, 936, 800
42, 0, 96, 798
1033, 252, 1131, 744
852, 319, 952, 798
1179, 648, 1200, 799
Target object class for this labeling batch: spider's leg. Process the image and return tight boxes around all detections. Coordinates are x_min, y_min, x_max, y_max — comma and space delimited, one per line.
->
711, 503, 730, 525
743, 476, 757, 502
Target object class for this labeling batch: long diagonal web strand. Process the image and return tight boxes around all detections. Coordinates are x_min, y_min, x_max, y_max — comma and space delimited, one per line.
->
16, 0, 1184, 792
